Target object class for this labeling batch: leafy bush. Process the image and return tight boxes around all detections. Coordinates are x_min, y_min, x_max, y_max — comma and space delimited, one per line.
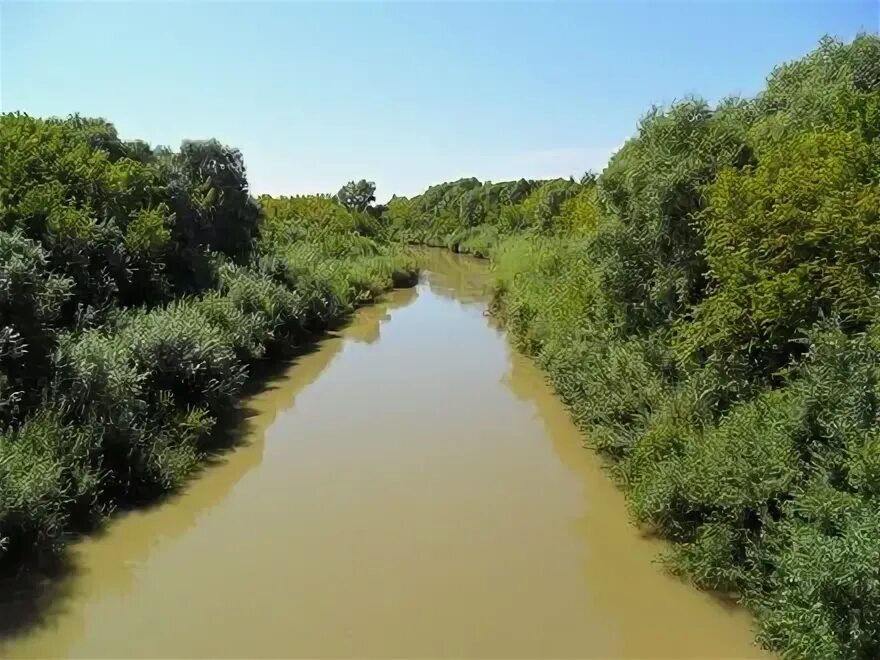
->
0, 233, 72, 424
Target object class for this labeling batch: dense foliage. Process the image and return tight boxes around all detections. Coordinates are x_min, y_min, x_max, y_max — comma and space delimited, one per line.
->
389, 35, 880, 658
383, 176, 587, 257
0, 114, 416, 568
336, 179, 377, 214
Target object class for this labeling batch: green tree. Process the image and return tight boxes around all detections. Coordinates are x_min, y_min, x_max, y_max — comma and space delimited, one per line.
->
336, 179, 377, 213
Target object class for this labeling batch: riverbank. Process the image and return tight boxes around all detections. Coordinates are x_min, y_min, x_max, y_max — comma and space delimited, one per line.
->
0, 251, 764, 658
0, 257, 417, 572
380, 36, 880, 658
0, 114, 418, 573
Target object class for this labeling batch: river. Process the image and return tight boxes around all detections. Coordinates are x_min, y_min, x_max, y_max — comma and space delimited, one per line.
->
0, 249, 765, 658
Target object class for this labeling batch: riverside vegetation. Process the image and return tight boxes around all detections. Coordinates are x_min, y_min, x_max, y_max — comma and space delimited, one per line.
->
1, 32, 878, 660
382, 35, 880, 658
0, 115, 416, 569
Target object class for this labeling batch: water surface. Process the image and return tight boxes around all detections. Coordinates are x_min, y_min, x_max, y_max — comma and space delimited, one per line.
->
0, 249, 765, 658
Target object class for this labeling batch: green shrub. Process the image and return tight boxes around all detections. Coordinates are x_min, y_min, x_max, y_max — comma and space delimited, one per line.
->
0, 233, 72, 424
756, 502, 880, 658
0, 411, 103, 562
678, 128, 880, 376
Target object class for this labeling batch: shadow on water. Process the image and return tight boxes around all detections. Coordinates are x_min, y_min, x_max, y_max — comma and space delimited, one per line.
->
0, 555, 75, 641
0, 285, 419, 651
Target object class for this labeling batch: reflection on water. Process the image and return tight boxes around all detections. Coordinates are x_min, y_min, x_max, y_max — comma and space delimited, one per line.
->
346, 286, 418, 346
0, 249, 766, 659
417, 247, 492, 306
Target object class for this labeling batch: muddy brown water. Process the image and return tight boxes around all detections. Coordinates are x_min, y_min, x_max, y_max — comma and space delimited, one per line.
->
0, 249, 766, 658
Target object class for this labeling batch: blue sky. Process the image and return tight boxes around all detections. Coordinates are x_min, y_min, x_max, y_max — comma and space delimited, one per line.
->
2, 1, 876, 200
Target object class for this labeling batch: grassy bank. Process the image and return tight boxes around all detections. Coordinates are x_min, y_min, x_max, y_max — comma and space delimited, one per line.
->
384, 35, 880, 658
0, 115, 416, 569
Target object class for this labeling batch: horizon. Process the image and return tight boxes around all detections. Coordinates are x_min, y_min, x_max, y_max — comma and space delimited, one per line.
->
2, 0, 876, 202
